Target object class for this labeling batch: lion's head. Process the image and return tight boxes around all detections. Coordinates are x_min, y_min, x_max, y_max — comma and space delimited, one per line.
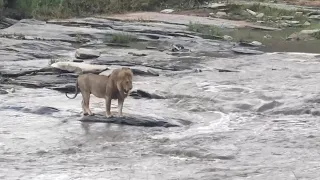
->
117, 67, 133, 95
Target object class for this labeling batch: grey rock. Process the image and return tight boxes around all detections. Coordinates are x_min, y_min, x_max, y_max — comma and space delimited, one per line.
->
239, 41, 262, 47
281, 16, 294, 20
51, 62, 108, 74
300, 29, 320, 35
75, 48, 101, 59
223, 35, 233, 41
251, 41, 263, 46
303, 21, 311, 26
256, 13, 264, 18
216, 11, 227, 17
246, 9, 257, 16
0, 89, 8, 95
160, 9, 174, 14
203, 3, 227, 9
285, 20, 300, 24
264, 34, 272, 39
231, 47, 264, 55
128, 52, 147, 56
309, 15, 320, 20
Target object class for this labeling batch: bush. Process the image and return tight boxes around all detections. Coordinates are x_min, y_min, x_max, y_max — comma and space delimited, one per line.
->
109, 32, 138, 44
1, 0, 209, 20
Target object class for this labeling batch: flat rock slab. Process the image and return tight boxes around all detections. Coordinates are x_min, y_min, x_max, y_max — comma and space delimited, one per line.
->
80, 114, 191, 128
231, 47, 264, 55
7, 74, 76, 89
51, 61, 108, 74
105, 12, 279, 30
0, 105, 60, 115
0, 19, 106, 43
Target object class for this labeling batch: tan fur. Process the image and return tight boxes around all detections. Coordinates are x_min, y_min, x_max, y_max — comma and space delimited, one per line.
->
66, 67, 133, 117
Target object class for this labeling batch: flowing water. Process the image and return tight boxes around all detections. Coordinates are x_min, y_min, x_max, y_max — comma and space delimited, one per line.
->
0, 18, 320, 180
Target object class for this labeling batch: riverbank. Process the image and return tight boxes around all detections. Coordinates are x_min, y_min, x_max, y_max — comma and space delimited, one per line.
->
1, 1, 320, 54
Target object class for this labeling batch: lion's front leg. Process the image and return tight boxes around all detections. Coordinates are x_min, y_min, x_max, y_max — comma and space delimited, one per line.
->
105, 96, 113, 118
117, 98, 124, 117
116, 83, 126, 99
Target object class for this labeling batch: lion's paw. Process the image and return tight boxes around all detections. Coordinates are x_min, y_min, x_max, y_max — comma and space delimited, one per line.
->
105, 114, 113, 118
116, 114, 124, 118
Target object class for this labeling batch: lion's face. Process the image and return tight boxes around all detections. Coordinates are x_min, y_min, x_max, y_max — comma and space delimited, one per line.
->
116, 68, 133, 95
121, 76, 133, 95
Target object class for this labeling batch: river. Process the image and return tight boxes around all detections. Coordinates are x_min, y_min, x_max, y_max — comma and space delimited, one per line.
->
0, 18, 319, 180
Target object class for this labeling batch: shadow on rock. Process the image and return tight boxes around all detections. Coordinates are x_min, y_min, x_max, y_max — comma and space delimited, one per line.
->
272, 107, 320, 116
0, 105, 60, 115
257, 100, 283, 112
79, 113, 191, 128
231, 47, 264, 55
130, 89, 166, 99
5, 74, 76, 89
131, 68, 159, 76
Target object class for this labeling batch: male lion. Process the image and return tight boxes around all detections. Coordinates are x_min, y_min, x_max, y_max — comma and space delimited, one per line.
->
66, 67, 133, 117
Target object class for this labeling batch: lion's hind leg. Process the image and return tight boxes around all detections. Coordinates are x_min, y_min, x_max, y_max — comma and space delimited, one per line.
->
105, 96, 113, 118
81, 91, 94, 116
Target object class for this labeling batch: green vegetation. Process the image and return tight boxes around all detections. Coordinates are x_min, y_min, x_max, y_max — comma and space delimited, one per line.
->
48, 57, 68, 65
186, 21, 313, 43
187, 22, 223, 39
109, 32, 138, 44
228, 3, 296, 17
225, 3, 307, 22
0, 0, 208, 20
311, 31, 320, 39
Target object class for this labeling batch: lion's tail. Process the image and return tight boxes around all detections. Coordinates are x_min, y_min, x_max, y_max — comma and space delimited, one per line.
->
65, 79, 79, 99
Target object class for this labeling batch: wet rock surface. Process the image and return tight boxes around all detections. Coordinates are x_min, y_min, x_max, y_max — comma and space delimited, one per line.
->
80, 113, 186, 128
0, 17, 320, 180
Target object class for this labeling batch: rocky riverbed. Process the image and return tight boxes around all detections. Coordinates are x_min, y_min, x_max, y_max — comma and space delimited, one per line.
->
0, 13, 320, 180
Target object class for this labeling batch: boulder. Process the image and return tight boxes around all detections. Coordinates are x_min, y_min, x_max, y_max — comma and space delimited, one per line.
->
239, 40, 262, 47
251, 41, 262, 46
264, 34, 272, 39
75, 48, 101, 59
257, 100, 283, 112
160, 9, 175, 14
216, 11, 227, 17
246, 9, 257, 16
51, 62, 108, 74
303, 21, 311, 26
223, 35, 233, 41
0, 89, 8, 95
256, 13, 264, 18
